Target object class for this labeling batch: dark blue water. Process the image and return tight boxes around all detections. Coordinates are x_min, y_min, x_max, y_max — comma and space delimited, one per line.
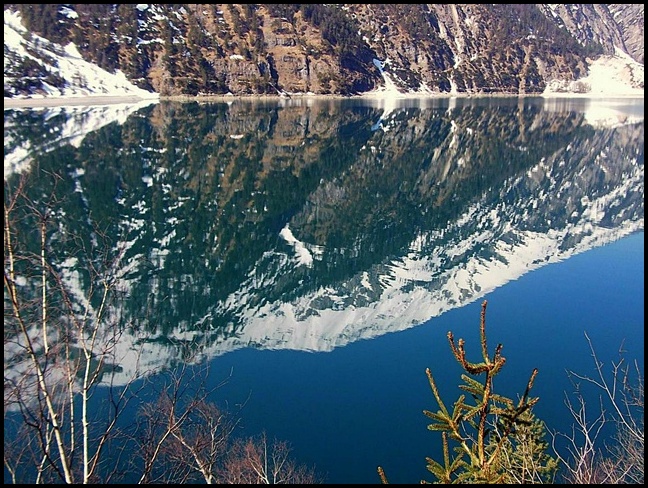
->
202, 231, 644, 484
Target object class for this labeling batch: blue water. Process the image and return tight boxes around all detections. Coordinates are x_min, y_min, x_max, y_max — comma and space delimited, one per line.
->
204, 231, 644, 484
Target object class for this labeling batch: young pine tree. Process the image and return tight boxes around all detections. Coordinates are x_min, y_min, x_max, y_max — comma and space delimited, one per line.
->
378, 300, 558, 484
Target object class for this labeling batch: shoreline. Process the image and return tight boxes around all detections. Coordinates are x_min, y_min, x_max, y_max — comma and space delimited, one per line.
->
3, 94, 159, 109
4, 90, 644, 110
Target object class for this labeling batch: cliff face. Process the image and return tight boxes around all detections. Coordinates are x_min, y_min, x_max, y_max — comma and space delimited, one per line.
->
3, 4, 645, 97
607, 4, 644, 63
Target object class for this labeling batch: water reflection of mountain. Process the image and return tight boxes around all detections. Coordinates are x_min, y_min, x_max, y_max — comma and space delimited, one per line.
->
4, 98, 644, 384
3, 100, 157, 179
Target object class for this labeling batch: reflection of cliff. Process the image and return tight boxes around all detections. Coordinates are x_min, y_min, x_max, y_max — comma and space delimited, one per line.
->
3, 98, 644, 385
3, 100, 157, 179
211, 99, 644, 355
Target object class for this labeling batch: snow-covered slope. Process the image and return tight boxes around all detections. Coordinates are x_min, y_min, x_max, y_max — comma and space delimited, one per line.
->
4, 9, 158, 101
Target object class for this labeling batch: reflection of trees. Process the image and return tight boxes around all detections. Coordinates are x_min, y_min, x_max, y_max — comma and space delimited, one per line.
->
3, 100, 644, 359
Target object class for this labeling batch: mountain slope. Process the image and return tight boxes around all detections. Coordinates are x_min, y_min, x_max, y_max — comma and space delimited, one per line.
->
3, 4, 644, 99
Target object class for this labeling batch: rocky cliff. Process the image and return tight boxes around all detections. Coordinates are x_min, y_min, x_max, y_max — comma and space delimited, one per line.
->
3, 4, 644, 98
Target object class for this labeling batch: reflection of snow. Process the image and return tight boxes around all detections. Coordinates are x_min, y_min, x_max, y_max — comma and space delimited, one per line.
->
218, 185, 643, 359
583, 102, 644, 128
30, 136, 642, 387
369, 59, 403, 131
371, 100, 397, 132
4, 102, 156, 179
542, 98, 644, 129
212, 221, 642, 362
279, 225, 313, 267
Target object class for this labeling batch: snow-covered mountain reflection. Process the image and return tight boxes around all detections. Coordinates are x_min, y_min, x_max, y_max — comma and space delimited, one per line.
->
4, 97, 644, 386
4, 101, 157, 179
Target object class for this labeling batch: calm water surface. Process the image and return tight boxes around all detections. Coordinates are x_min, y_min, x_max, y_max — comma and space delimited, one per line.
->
4, 96, 644, 483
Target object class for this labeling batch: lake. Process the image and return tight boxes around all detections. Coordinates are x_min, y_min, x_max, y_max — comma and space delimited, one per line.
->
4, 95, 644, 484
